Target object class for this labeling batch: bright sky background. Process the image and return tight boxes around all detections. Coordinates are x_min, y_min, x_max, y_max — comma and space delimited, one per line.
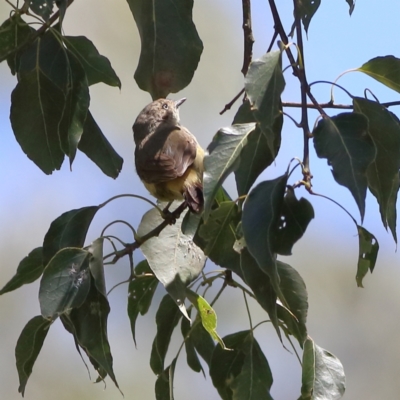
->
1, 1, 400, 399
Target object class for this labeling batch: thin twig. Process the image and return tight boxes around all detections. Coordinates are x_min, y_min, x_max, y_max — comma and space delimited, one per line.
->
219, 88, 245, 115
282, 100, 400, 109
241, 0, 255, 76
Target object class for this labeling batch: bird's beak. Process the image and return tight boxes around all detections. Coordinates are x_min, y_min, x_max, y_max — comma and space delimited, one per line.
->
175, 98, 186, 108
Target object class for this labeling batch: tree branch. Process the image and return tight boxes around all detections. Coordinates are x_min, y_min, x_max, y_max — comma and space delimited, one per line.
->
219, 88, 245, 115
282, 100, 400, 109
241, 0, 255, 76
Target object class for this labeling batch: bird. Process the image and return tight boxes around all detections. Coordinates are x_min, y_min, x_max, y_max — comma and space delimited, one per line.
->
133, 98, 204, 213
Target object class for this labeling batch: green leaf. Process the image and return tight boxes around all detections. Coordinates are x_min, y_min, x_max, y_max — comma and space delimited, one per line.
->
242, 174, 288, 300
150, 294, 182, 375
239, 249, 281, 342
0, 247, 43, 295
78, 111, 124, 179
63, 278, 120, 391
273, 187, 314, 255
10, 69, 66, 174
294, 0, 321, 34
190, 317, 215, 367
313, 113, 376, 221
245, 50, 285, 153
39, 248, 91, 319
15, 316, 51, 396
42, 205, 99, 266
88, 238, 107, 296
29, 0, 54, 21
230, 333, 274, 400
181, 312, 204, 375
137, 203, 206, 319
300, 337, 345, 400
187, 291, 227, 350
126, 0, 203, 99
276, 261, 308, 345
356, 226, 379, 288
64, 35, 121, 88
357, 56, 400, 93
353, 97, 400, 242
203, 123, 256, 220
127, 260, 158, 346
155, 358, 177, 400
232, 100, 281, 196
345, 0, 355, 15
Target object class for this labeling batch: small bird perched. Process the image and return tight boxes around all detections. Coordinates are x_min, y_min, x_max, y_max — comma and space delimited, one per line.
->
133, 98, 204, 213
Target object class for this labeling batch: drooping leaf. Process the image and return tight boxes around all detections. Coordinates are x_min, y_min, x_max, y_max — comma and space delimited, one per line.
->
345, 0, 355, 15
229, 333, 274, 400
186, 290, 227, 350
137, 203, 206, 319
127, 260, 158, 346
64, 35, 121, 88
181, 311, 204, 374
357, 56, 400, 94
273, 187, 314, 255
276, 261, 308, 345
313, 113, 376, 221
353, 97, 400, 242
29, 0, 54, 21
39, 248, 91, 319
10, 69, 66, 174
232, 100, 281, 196
190, 317, 215, 367
293, 0, 321, 34
63, 277, 120, 390
239, 249, 281, 342
155, 358, 177, 400
203, 123, 256, 220
150, 294, 182, 375
300, 337, 345, 400
56, 0, 68, 24
242, 174, 288, 300
126, 0, 203, 99
15, 316, 51, 396
78, 111, 124, 179
0, 247, 43, 295
88, 238, 106, 296
356, 226, 379, 288
245, 50, 285, 153
42, 205, 99, 266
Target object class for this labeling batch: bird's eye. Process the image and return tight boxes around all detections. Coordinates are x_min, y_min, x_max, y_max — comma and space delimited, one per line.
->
162, 103, 168, 109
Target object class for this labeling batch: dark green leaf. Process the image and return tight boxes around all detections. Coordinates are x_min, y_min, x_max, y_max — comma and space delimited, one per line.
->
150, 294, 182, 374
356, 226, 379, 288
88, 238, 106, 296
64, 278, 120, 390
15, 316, 51, 396
155, 358, 177, 400
353, 97, 400, 242
181, 312, 203, 374
245, 50, 285, 153
313, 113, 376, 221
64, 35, 121, 88
78, 111, 123, 178
10, 69, 66, 174
230, 333, 274, 400
42, 206, 99, 266
346, 0, 355, 15
56, 0, 68, 24
127, 260, 158, 346
0, 247, 43, 295
242, 175, 288, 300
29, 0, 54, 21
273, 187, 314, 255
233, 100, 281, 196
126, 0, 203, 99
239, 249, 281, 342
39, 248, 91, 319
295, 0, 321, 34
203, 123, 256, 220
190, 317, 215, 367
357, 56, 400, 93
300, 337, 345, 400
276, 261, 308, 345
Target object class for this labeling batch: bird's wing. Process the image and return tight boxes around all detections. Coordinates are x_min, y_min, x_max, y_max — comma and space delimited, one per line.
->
135, 126, 197, 184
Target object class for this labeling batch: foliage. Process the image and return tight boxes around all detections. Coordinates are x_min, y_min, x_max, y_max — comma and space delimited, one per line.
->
1, 0, 399, 399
